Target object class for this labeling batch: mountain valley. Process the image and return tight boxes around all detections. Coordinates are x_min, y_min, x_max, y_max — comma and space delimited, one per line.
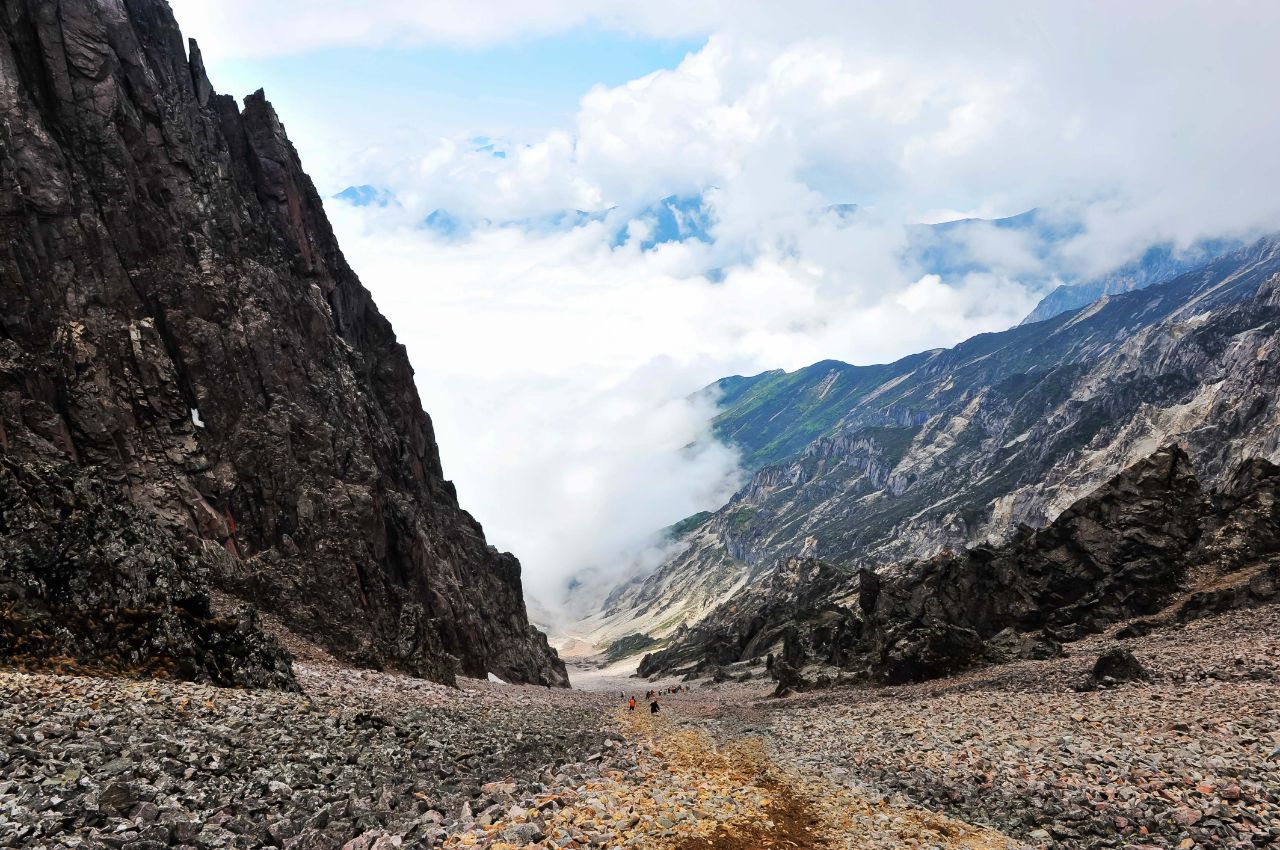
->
2, 2, 1279, 850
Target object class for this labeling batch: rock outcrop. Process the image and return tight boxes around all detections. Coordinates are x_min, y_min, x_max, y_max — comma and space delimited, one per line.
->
0, 455, 296, 689
639, 447, 1280, 684
639, 557, 861, 680
0, 0, 565, 686
860, 446, 1202, 682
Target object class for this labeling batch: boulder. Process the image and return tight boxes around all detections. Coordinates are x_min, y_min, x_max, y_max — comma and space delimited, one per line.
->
1085, 647, 1150, 688
771, 659, 809, 697
881, 623, 986, 684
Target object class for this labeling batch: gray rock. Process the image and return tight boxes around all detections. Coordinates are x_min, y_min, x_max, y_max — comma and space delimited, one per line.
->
501, 823, 545, 844
1085, 647, 1150, 688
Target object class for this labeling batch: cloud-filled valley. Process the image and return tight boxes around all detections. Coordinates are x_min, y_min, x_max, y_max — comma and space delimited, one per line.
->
171, 1, 1280, 624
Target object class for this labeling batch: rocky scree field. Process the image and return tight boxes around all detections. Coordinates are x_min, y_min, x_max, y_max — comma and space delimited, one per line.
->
6, 598, 1279, 850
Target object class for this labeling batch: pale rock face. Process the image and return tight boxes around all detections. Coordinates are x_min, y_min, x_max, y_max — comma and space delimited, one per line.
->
0, 0, 565, 686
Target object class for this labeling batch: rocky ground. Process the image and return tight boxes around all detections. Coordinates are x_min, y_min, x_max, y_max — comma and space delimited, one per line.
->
3, 603, 1278, 849
763, 604, 1280, 849
0, 660, 607, 850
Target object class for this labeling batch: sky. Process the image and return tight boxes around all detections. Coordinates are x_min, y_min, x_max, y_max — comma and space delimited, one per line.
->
169, 0, 1280, 625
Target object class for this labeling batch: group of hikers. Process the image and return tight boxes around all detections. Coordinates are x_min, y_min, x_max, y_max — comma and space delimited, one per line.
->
623, 685, 685, 714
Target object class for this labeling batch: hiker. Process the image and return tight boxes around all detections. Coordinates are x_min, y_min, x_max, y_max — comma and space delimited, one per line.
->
628, 697, 636, 712
650, 699, 660, 714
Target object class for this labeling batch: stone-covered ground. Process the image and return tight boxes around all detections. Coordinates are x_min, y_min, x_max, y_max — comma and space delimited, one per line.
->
3, 603, 1278, 849
765, 604, 1280, 849
0, 660, 609, 850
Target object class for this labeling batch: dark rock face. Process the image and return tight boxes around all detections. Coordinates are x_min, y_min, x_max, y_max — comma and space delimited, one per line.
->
0, 0, 565, 686
862, 448, 1280, 683
0, 456, 296, 689
1176, 559, 1280, 622
1196, 457, 1280, 573
983, 627, 1062, 663
641, 447, 1280, 684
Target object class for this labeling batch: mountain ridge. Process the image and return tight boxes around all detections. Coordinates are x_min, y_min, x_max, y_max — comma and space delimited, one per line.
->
0, 0, 565, 686
583, 235, 1280, 653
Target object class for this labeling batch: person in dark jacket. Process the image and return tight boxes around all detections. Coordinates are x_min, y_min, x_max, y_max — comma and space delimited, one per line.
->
650, 699, 660, 714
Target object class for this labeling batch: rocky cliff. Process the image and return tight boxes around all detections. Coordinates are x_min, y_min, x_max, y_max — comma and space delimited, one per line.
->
0, 0, 566, 686
591, 236, 1280, 652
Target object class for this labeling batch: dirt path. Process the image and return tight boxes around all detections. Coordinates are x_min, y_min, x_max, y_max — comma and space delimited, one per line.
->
443, 700, 1026, 849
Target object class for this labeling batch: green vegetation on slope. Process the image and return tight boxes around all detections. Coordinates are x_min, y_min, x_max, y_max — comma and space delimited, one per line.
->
663, 511, 714, 540
603, 632, 661, 662
711, 356, 933, 470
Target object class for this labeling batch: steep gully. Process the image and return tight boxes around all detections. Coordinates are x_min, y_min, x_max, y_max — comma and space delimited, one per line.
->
0, 4, 1277, 849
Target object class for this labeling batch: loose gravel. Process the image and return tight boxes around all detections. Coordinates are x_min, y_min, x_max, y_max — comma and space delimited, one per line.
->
0, 659, 610, 849
3, 603, 1277, 849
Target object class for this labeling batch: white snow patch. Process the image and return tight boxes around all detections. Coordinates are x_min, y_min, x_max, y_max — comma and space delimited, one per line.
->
486, 672, 507, 684
191, 408, 205, 428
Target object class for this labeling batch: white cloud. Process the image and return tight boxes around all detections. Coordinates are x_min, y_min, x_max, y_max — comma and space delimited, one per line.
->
168, 0, 719, 58
177, 1, 1280, 623
327, 201, 1038, 621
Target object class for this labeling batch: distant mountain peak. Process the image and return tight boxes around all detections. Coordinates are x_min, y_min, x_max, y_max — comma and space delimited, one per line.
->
333, 184, 396, 208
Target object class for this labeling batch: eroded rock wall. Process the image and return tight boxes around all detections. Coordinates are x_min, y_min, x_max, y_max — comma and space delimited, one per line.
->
0, 0, 565, 686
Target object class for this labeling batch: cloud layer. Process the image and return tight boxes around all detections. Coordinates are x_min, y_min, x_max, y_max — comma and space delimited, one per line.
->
328, 201, 1042, 620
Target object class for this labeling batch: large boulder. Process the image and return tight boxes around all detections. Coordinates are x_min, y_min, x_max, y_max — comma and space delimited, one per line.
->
1083, 647, 1150, 689
770, 658, 810, 697
0, 457, 296, 689
880, 623, 985, 684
